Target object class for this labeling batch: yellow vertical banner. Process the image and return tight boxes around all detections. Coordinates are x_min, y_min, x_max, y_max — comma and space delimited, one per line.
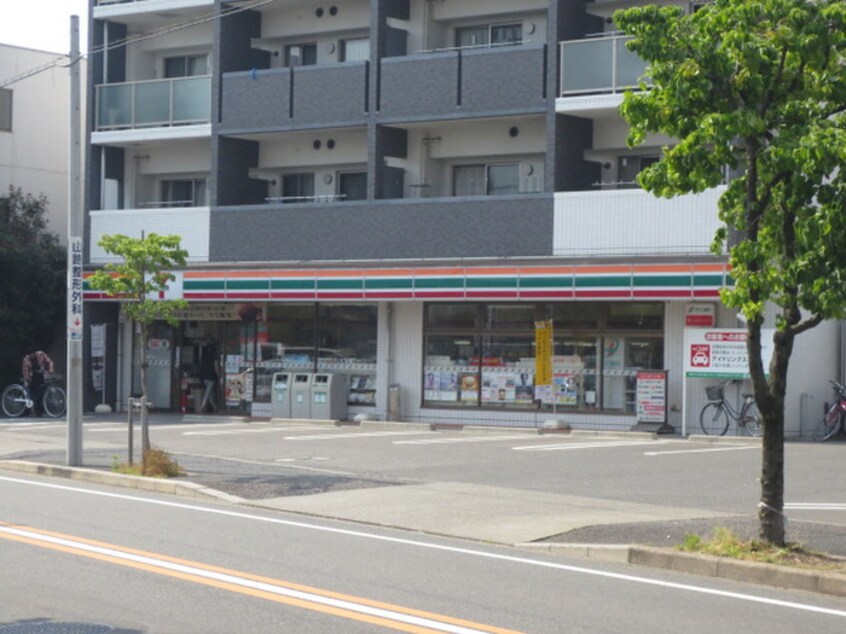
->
534, 319, 553, 386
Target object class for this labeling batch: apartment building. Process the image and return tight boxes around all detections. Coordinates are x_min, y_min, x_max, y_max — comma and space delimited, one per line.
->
0, 43, 77, 243
83, 0, 838, 434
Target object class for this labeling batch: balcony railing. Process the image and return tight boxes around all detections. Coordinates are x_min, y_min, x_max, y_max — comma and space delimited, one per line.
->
96, 75, 211, 131
559, 34, 648, 96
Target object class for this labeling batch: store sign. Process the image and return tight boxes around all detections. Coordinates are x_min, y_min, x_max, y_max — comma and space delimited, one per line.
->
636, 371, 667, 423
534, 320, 553, 387
684, 328, 773, 378
685, 303, 715, 327
172, 304, 244, 321
68, 237, 83, 341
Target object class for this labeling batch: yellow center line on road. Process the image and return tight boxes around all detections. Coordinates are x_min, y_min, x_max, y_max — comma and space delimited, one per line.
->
0, 522, 522, 634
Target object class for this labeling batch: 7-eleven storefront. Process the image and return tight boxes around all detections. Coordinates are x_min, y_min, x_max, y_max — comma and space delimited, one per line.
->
84, 262, 731, 429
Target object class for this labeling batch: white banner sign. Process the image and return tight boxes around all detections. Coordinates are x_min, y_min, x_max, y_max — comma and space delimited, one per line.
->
684, 328, 773, 378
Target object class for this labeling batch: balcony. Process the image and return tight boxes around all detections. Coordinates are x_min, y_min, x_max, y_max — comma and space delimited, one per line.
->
220, 63, 368, 133
379, 45, 547, 122
89, 206, 210, 264
559, 34, 647, 97
96, 75, 211, 131
553, 187, 726, 258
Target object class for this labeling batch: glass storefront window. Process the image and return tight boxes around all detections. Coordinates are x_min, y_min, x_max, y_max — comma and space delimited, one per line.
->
424, 335, 479, 406
423, 302, 664, 413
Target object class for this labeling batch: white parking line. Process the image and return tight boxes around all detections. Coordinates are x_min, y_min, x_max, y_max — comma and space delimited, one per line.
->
513, 440, 660, 452
284, 431, 434, 441
395, 435, 538, 446
643, 445, 759, 456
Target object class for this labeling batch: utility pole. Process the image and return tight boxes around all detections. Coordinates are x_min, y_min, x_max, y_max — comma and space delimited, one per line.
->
67, 15, 83, 466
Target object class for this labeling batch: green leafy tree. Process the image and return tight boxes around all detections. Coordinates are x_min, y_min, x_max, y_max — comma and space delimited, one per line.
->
87, 233, 188, 454
615, 0, 846, 545
0, 187, 65, 388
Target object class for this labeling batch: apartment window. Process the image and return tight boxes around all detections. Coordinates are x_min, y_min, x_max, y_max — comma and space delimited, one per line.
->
285, 43, 317, 67
160, 178, 207, 207
340, 37, 370, 62
338, 171, 367, 201
453, 163, 519, 196
164, 55, 208, 78
617, 155, 659, 188
455, 23, 522, 48
0, 88, 11, 131
281, 173, 315, 202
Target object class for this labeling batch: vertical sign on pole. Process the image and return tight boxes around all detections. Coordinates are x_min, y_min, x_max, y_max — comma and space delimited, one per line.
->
534, 320, 553, 402
68, 238, 83, 341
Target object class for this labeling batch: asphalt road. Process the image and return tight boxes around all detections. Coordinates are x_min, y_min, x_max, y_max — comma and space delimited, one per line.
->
3, 471, 846, 633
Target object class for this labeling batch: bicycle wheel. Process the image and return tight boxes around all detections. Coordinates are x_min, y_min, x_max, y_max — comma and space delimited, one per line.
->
1, 385, 28, 418
700, 402, 730, 436
740, 401, 761, 437
813, 405, 842, 442
42, 384, 66, 418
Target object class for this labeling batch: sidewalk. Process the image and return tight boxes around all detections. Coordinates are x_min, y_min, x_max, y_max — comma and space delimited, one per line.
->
2, 411, 845, 598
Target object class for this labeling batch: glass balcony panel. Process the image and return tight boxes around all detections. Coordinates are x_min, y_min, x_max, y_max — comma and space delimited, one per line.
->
134, 80, 171, 126
173, 76, 211, 123
561, 39, 613, 93
97, 83, 133, 128
616, 39, 648, 88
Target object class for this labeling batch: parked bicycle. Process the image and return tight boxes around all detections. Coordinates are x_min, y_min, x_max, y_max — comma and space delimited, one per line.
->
1, 375, 66, 418
700, 380, 761, 436
813, 380, 846, 442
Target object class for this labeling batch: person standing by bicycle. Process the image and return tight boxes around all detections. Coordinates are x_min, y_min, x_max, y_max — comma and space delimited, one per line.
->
22, 349, 54, 416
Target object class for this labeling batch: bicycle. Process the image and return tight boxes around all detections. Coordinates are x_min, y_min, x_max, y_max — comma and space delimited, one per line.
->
700, 380, 761, 437
1, 376, 66, 418
813, 380, 846, 442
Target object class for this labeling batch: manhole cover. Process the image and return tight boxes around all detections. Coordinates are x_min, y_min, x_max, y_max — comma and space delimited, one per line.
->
0, 623, 114, 634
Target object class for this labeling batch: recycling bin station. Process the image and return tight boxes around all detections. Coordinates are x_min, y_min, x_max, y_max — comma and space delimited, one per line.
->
311, 373, 348, 420
290, 373, 313, 418
271, 372, 291, 418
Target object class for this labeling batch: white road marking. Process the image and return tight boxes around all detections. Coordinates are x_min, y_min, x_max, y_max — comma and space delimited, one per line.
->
284, 431, 434, 441
785, 503, 846, 511
2, 475, 844, 619
644, 446, 759, 456
395, 435, 539, 446
175, 451, 355, 476
512, 440, 660, 452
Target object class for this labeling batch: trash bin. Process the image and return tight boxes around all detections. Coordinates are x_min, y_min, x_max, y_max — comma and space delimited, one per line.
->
290, 373, 312, 419
311, 373, 348, 421
271, 372, 291, 419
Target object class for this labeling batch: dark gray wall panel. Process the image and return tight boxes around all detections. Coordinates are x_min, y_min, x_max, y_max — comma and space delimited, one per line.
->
220, 63, 368, 132
379, 53, 459, 118
460, 47, 547, 112
210, 196, 553, 262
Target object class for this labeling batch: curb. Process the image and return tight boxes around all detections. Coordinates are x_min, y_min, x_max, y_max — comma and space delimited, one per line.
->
0, 459, 243, 505
518, 542, 846, 599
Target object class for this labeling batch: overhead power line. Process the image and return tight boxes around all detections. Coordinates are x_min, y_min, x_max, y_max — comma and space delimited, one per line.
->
0, 0, 279, 89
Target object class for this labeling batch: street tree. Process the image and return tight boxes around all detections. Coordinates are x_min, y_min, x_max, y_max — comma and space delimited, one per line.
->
615, 0, 846, 545
87, 233, 188, 456
0, 187, 65, 388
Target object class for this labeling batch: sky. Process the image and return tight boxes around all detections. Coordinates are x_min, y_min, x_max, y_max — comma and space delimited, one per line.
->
0, 0, 89, 54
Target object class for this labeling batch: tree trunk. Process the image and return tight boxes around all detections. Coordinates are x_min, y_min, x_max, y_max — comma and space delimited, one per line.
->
749, 325, 793, 547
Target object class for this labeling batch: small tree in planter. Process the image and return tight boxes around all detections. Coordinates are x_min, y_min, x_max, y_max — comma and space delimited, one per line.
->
87, 233, 188, 466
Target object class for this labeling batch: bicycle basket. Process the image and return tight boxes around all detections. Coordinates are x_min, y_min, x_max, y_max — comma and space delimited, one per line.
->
705, 385, 724, 401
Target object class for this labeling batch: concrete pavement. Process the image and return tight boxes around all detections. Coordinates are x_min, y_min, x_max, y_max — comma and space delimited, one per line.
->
1, 411, 844, 598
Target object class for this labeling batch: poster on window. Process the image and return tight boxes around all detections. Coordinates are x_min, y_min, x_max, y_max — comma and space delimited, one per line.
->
553, 372, 579, 406
424, 369, 439, 401
225, 373, 246, 407
515, 371, 534, 404
460, 372, 479, 402
439, 370, 458, 401
481, 371, 516, 403
636, 370, 667, 423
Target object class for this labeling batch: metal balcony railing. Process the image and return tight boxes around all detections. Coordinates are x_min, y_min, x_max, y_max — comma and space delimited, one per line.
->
559, 34, 648, 96
96, 75, 211, 131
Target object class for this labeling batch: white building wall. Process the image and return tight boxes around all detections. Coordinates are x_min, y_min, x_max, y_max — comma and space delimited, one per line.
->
0, 44, 83, 244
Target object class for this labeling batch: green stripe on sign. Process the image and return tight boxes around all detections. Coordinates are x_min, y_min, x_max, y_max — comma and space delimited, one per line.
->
693, 274, 725, 287
227, 280, 268, 290
184, 280, 225, 290
365, 278, 413, 289
270, 279, 314, 290
574, 276, 629, 288
466, 277, 518, 289
316, 279, 363, 290
633, 275, 692, 287
415, 278, 464, 289
519, 277, 574, 288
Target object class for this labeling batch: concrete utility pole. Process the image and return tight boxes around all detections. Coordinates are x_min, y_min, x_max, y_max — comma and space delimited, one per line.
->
67, 15, 83, 466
